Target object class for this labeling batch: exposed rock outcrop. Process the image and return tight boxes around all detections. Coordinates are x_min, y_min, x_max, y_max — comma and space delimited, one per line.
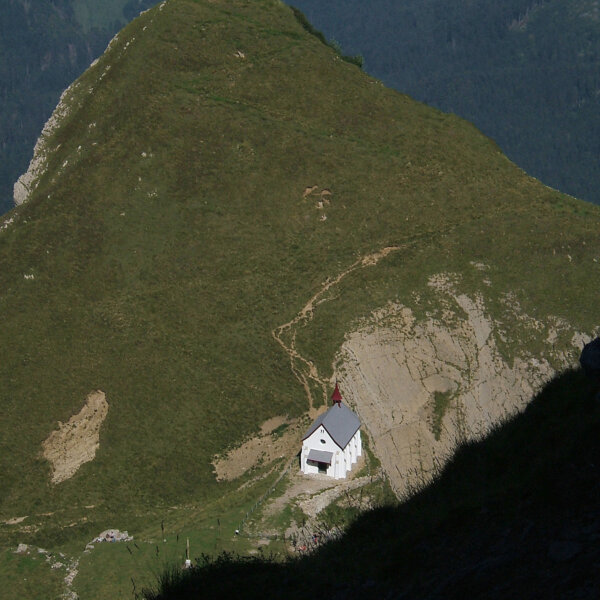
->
12, 29, 123, 207
335, 274, 583, 497
13, 80, 82, 206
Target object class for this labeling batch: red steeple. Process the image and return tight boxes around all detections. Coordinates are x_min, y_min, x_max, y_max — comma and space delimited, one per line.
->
331, 382, 343, 406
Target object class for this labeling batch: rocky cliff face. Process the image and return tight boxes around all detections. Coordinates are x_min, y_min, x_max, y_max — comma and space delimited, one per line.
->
336, 272, 590, 496
13, 78, 82, 206
1, 0, 156, 213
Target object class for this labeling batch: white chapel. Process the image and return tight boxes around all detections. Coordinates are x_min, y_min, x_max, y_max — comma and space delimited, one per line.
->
300, 383, 362, 479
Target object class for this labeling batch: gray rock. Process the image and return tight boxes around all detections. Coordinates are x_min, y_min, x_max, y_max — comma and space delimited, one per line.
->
93, 528, 133, 543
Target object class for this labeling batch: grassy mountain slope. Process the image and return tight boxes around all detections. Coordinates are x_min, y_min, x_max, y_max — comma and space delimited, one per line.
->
289, 0, 600, 205
0, 0, 156, 214
0, 0, 599, 597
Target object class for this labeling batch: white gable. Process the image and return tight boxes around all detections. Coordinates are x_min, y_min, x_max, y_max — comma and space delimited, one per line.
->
304, 426, 339, 454
301, 419, 362, 479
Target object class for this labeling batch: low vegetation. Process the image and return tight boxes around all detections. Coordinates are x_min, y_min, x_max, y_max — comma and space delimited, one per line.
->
429, 390, 454, 441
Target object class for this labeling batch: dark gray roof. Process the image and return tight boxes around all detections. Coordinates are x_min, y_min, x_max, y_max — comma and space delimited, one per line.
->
302, 403, 360, 449
307, 449, 333, 464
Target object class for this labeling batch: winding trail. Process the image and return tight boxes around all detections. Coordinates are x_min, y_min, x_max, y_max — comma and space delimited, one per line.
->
272, 246, 403, 417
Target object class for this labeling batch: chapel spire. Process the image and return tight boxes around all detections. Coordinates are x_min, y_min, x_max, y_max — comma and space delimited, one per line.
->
331, 382, 343, 406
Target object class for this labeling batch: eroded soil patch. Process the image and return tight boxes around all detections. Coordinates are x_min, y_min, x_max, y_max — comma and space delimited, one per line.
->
213, 416, 303, 482
42, 390, 108, 484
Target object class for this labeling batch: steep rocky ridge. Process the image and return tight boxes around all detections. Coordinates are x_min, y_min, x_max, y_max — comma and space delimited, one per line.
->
13, 77, 85, 207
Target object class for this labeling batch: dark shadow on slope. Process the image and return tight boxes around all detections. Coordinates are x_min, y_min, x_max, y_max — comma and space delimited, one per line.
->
142, 368, 600, 599
290, 6, 364, 69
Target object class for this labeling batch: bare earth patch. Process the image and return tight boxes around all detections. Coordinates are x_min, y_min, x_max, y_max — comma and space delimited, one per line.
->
212, 416, 302, 482
42, 390, 109, 484
4, 516, 27, 525
260, 415, 287, 435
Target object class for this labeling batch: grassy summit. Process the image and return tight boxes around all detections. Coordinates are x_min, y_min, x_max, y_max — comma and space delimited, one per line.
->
0, 0, 598, 596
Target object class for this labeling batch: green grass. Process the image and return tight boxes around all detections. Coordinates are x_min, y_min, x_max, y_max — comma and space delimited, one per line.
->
270, 423, 289, 438
67, 470, 289, 598
429, 390, 454, 441
317, 478, 396, 530
0, 548, 64, 600
353, 429, 380, 477
0, 0, 599, 597
74, 525, 257, 599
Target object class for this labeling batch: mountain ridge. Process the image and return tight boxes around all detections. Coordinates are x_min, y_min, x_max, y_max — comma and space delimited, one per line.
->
2, 0, 597, 523
288, 0, 600, 205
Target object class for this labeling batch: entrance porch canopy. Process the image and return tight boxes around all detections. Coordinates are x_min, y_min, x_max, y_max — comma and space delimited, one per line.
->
307, 449, 333, 464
